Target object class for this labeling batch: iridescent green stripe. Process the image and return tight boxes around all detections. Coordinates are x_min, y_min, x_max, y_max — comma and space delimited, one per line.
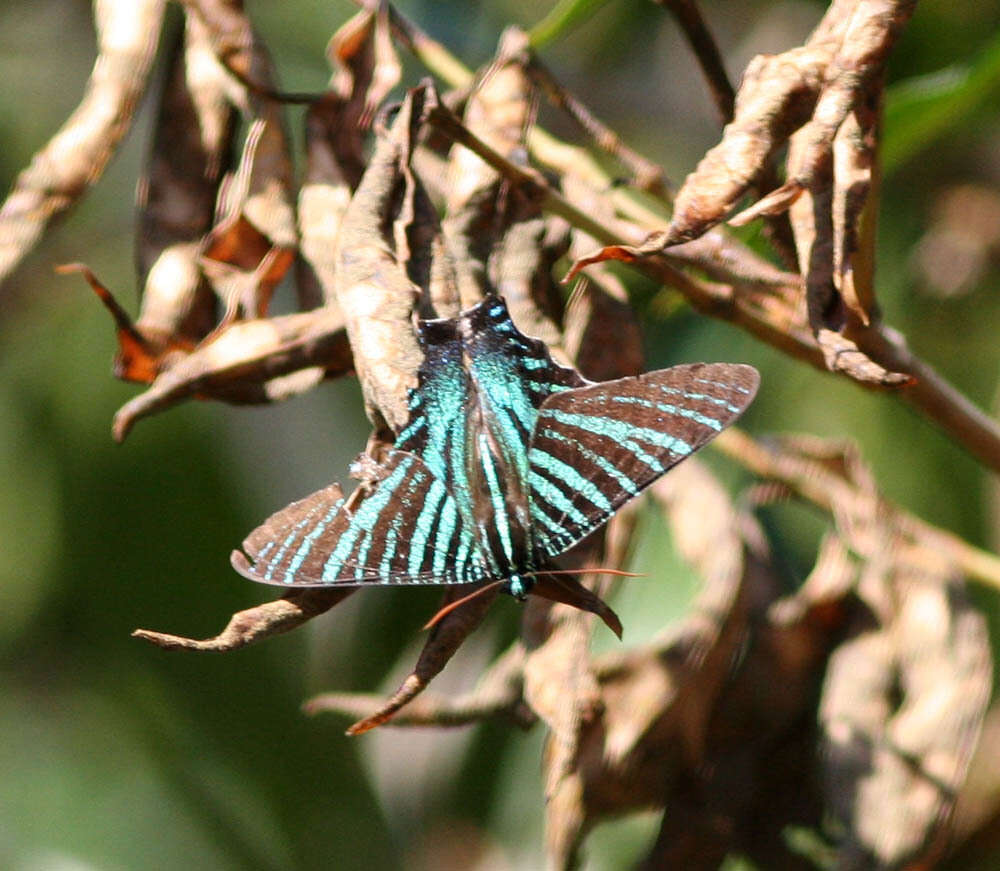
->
530, 450, 612, 512
277, 500, 345, 583
694, 376, 752, 395
529, 470, 591, 529
605, 394, 725, 431
541, 408, 688, 469
479, 432, 514, 564
408, 477, 447, 577
322, 456, 414, 582
432, 495, 459, 577
535, 426, 638, 496
653, 383, 742, 414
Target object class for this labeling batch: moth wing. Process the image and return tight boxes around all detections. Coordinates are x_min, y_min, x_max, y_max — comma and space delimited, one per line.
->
528, 363, 759, 556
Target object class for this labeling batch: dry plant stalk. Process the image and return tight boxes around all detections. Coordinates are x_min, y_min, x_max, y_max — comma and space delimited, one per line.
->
2, 1, 999, 869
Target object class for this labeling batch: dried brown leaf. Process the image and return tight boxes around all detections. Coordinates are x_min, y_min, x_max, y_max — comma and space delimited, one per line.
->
297, 96, 360, 308
442, 28, 539, 310
109, 307, 351, 441
0, 0, 166, 284
202, 120, 296, 319
820, 566, 990, 869
133, 586, 354, 651
333, 83, 431, 433
135, 14, 234, 348
344, 582, 501, 735
787, 0, 915, 195
58, 264, 193, 384
328, 1, 402, 130
664, 42, 831, 245
832, 101, 879, 324
305, 641, 531, 729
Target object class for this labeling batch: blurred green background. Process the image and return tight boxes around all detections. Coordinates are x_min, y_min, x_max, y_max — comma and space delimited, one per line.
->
2, 0, 1000, 868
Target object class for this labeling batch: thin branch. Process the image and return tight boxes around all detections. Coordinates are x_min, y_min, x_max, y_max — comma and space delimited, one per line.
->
654, 0, 735, 123
304, 642, 533, 729
132, 589, 354, 651
715, 428, 1000, 590
520, 53, 670, 197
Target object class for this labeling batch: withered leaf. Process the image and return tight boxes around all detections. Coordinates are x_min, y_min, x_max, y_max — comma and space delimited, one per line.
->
135, 13, 233, 349
0, 0, 166, 284
333, 83, 431, 433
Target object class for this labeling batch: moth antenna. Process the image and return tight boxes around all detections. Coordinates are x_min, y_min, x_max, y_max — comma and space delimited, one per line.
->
423, 580, 506, 630
528, 567, 645, 579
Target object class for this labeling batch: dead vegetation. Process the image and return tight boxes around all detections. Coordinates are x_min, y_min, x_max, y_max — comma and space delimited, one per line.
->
4, 1, 1000, 867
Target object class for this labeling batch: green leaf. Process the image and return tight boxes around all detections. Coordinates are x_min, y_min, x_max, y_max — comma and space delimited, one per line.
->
883, 30, 1000, 174
528, 0, 615, 49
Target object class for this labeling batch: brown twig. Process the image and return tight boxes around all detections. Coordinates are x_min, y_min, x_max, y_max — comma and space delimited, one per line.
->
518, 50, 670, 197
132, 588, 354, 651
304, 642, 533, 728
654, 0, 735, 124
715, 428, 1000, 590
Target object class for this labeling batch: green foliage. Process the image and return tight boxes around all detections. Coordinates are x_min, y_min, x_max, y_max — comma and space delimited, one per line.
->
884, 29, 1000, 174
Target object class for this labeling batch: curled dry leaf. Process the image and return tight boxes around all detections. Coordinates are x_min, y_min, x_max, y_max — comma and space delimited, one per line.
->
820, 563, 990, 868
134, 13, 234, 350
333, 83, 431, 433
784, 0, 916, 197
299, 2, 402, 308
63, 259, 352, 441
714, 430, 993, 866
133, 585, 355, 652
298, 96, 358, 307
57, 263, 193, 384
442, 28, 539, 310
71, 2, 356, 440
110, 307, 352, 442
831, 101, 878, 324
328, 0, 402, 132
0, 0, 166, 285
184, 0, 298, 253
569, 0, 914, 388
341, 582, 501, 735
304, 640, 533, 729
202, 119, 296, 320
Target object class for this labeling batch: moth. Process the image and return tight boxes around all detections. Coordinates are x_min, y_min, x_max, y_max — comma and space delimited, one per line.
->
231, 296, 759, 635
